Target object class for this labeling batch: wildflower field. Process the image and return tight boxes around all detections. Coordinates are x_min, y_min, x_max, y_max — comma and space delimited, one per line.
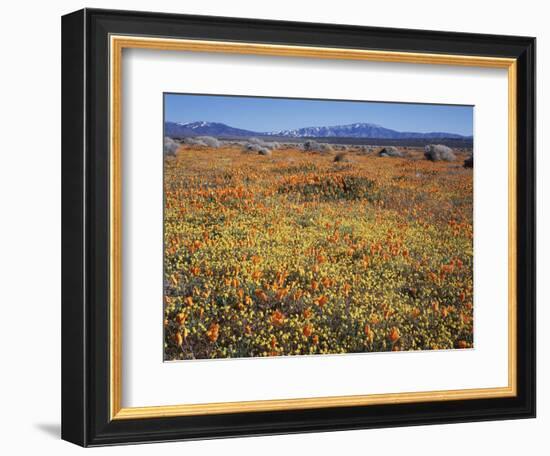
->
163, 145, 473, 361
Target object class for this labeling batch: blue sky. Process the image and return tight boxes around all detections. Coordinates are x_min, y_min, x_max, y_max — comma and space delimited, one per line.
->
164, 93, 473, 135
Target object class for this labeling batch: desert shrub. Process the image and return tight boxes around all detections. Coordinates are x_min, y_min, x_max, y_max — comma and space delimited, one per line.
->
302, 140, 334, 153
358, 145, 373, 154
378, 146, 403, 158
301, 140, 318, 152
464, 155, 473, 168
183, 137, 207, 147
334, 152, 350, 163
242, 143, 273, 156
334, 145, 349, 151
424, 144, 456, 162
247, 137, 280, 150
197, 136, 220, 148
164, 137, 179, 156
258, 147, 272, 156
243, 143, 262, 153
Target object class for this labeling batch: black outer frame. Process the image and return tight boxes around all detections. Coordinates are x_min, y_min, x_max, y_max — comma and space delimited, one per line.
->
61, 8, 536, 447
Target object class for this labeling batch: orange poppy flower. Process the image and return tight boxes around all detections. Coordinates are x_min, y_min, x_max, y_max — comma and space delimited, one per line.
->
270, 336, 277, 349
255, 289, 268, 302
271, 310, 285, 326
251, 270, 263, 280
293, 290, 304, 301
456, 340, 468, 349
276, 288, 289, 300
206, 323, 220, 342
315, 295, 328, 307
175, 312, 186, 325
184, 296, 193, 307
303, 324, 314, 337
389, 327, 400, 343
364, 324, 372, 337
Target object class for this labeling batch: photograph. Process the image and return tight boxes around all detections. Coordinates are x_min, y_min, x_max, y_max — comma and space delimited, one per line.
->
162, 94, 474, 361
57, 5, 536, 447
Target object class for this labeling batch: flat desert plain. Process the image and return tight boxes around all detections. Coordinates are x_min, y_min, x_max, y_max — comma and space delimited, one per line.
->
163, 144, 473, 360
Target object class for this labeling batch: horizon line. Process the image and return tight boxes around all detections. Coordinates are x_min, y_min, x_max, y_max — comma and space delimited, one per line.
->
164, 119, 472, 137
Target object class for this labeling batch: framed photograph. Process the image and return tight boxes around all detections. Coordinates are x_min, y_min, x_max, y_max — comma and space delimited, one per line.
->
62, 8, 536, 446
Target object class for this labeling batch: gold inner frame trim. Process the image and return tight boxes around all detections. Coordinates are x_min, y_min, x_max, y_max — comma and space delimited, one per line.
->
109, 35, 518, 420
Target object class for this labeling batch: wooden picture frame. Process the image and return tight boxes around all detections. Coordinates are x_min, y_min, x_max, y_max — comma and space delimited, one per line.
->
62, 8, 535, 446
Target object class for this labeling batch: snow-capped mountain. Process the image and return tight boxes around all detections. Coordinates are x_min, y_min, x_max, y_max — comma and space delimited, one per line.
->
164, 121, 259, 138
165, 121, 469, 140
267, 123, 467, 139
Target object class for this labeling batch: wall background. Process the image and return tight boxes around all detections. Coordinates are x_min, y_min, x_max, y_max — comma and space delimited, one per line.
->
0, 1, 545, 454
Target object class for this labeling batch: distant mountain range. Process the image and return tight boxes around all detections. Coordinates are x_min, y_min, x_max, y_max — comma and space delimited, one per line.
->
165, 121, 471, 140
164, 121, 258, 138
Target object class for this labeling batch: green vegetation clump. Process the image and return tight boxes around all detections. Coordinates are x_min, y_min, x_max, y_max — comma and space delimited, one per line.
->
278, 174, 380, 202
